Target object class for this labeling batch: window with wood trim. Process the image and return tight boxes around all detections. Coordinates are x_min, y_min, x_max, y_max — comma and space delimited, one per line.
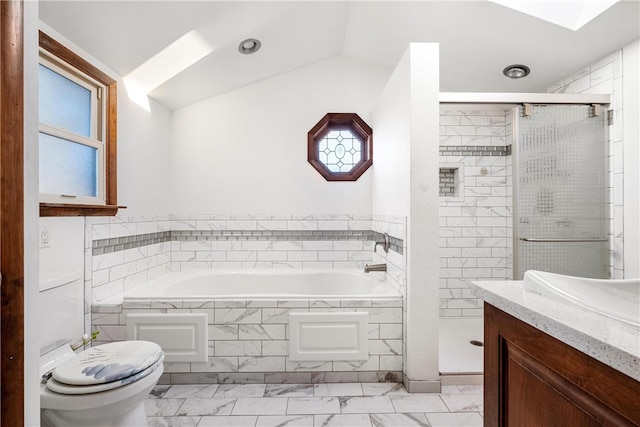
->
39, 31, 121, 216
308, 113, 373, 181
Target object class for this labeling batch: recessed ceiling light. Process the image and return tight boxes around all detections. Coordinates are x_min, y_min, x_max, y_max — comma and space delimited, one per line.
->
238, 38, 261, 55
503, 64, 531, 79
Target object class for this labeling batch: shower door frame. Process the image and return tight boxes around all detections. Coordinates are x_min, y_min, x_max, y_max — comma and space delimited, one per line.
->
439, 92, 611, 280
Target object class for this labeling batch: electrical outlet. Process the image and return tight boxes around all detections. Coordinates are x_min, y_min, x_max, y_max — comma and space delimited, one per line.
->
40, 226, 50, 248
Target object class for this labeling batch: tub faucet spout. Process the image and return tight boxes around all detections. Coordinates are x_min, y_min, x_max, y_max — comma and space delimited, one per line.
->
364, 263, 387, 273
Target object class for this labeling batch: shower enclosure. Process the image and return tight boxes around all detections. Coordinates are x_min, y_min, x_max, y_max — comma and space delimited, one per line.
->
438, 96, 610, 380
513, 104, 609, 279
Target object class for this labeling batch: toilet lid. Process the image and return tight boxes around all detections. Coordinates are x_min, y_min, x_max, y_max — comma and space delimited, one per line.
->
51, 341, 163, 387
46, 353, 164, 395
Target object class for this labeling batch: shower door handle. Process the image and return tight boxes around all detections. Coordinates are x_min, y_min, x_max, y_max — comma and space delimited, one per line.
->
519, 237, 609, 243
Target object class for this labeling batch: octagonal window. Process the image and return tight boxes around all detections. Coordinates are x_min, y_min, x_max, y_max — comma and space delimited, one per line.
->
308, 113, 373, 181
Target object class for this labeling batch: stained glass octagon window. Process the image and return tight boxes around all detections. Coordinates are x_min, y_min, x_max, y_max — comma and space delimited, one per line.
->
308, 113, 373, 181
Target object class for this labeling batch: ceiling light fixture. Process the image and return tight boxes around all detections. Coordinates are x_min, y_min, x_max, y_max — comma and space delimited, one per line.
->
238, 38, 261, 55
503, 64, 531, 79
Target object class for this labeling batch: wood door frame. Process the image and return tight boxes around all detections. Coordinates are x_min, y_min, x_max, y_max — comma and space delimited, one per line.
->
1, 0, 25, 425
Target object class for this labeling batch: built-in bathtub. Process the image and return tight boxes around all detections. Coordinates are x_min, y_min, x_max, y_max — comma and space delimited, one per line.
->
122, 269, 402, 300
91, 269, 404, 385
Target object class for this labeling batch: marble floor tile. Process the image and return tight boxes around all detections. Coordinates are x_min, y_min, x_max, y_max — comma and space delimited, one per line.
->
162, 384, 219, 399
176, 398, 236, 416
287, 397, 341, 415
313, 382, 364, 397
440, 394, 483, 412
147, 416, 200, 427
198, 415, 258, 426
440, 385, 463, 395
370, 413, 430, 427
232, 397, 288, 415
361, 383, 408, 396
457, 385, 483, 395
315, 413, 372, 427
389, 395, 449, 413
256, 415, 314, 427
144, 382, 486, 425
426, 412, 484, 427
144, 398, 184, 417
339, 396, 395, 414
148, 385, 172, 399
265, 383, 315, 397
214, 383, 267, 397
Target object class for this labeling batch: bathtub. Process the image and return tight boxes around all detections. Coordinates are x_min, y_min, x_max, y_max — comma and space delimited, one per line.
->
92, 269, 404, 384
122, 269, 400, 301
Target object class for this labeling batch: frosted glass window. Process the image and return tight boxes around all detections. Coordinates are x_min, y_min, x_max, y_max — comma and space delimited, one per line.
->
39, 64, 92, 138
318, 129, 363, 173
39, 133, 98, 197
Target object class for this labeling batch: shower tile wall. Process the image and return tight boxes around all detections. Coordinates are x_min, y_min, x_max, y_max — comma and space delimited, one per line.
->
438, 108, 513, 317
543, 50, 622, 278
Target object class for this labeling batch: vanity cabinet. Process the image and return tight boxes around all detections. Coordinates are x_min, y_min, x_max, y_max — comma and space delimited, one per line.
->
484, 303, 640, 427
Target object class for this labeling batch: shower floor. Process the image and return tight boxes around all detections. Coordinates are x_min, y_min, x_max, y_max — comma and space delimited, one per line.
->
439, 317, 484, 377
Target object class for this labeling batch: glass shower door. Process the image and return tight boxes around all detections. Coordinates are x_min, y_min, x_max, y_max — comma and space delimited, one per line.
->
514, 104, 609, 279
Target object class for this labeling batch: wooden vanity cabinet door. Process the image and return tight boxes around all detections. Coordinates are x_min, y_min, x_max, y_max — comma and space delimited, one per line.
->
484, 303, 640, 427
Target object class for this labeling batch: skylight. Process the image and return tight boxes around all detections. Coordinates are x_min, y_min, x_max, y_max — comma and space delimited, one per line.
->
124, 30, 213, 110
490, 0, 620, 31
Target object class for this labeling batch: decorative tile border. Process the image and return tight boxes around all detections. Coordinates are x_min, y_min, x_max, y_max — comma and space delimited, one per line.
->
92, 231, 171, 255
172, 229, 373, 241
439, 145, 511, 157
371, 231, 404, 255
93, 230, 406, 256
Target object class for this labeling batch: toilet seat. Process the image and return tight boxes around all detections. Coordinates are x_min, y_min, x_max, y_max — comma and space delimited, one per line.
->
47, 341, 163, 395
47, 353, 164, 394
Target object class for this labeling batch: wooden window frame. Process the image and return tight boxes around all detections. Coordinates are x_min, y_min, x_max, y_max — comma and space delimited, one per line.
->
39, 31, 123, 216
307, 113, 373, 181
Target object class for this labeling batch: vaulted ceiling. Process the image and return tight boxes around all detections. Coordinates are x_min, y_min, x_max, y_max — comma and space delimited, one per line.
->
39, 1, 640, 110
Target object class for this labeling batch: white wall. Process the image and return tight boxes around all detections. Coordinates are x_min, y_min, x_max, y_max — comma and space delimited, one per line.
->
623, 39, 640, 279
373, 43, 441, 392
118, 98, 172, 216
371, 56, 410, 216
170, 55, 390, 215
25, 2, 41, 424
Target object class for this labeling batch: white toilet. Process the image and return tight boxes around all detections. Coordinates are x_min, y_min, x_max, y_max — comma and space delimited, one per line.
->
39, 270, 165, 427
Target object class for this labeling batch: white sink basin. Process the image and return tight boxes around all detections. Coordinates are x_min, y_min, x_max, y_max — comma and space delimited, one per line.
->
523, 270, 640, 328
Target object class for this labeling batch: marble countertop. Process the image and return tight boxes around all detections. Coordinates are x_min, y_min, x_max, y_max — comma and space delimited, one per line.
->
470, 280, 640, 382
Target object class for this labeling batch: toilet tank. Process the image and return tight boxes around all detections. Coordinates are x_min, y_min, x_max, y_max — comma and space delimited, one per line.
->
39, 271, 84, 356
39, 217, 85, 356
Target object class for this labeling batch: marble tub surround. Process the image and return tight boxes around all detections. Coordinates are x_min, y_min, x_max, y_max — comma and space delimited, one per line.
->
144, 382, 483, 426
86, 214, 407, 304
92, 296, 404, 385
470, 280, 640, 381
